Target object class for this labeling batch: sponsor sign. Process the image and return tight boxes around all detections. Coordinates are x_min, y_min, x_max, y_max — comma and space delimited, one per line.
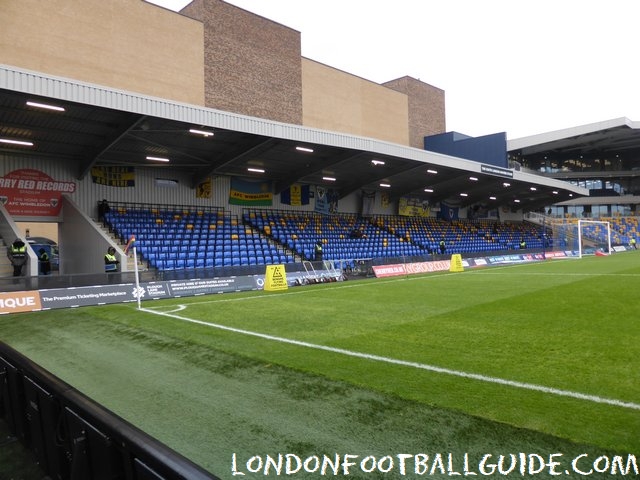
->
466, 258, 488, 267
480, 164, 513, 178
523, 253, 547, 261
39, 285, 137, 309
373, 251, 563, 279
0, 291, 42, 314
373, 260, 452, 278
0, 169, 75, 216
405, 260, 452, 274
3, 276, 263, 314
23, 277, 262, 311
167, 277, 258, 296
255, 269, 338, 287
0, 250, 553, 314
143, 282, 171, 298
487, 254, 526, 265
372, 264, 406, 278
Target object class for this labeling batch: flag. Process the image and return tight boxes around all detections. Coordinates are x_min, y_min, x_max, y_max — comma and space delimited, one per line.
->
124, 235, 136, 254
91, 166, 135, 187
281, 184, 310, 206
196, 177, 212, 199
229, 177, 273, 206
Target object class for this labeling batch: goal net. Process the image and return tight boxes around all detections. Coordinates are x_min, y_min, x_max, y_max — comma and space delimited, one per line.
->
552, 220, 611, 257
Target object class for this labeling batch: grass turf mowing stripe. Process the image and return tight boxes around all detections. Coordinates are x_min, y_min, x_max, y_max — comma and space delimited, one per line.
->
3, 307, 628, 478
2, 254, 637, 461
140, 305, 640, 412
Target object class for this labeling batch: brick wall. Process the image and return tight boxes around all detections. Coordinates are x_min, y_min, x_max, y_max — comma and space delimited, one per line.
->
183, 0, 303, 124
383, 76, 446, 149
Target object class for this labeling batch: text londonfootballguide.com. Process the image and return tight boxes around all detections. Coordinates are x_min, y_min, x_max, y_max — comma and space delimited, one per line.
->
230, 452, 638, 476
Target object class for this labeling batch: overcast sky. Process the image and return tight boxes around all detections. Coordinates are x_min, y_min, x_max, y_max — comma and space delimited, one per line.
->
147, 0, 640, 140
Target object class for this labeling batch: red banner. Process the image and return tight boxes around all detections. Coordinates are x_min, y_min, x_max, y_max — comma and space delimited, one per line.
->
0, 169, 75, 216
372, 264, 407, 278
373, 259, 455, 278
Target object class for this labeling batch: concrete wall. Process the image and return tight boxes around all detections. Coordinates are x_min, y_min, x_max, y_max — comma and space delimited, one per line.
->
302, 58, 410, 145
0, 0, 205, 105
60, 196, 126, 275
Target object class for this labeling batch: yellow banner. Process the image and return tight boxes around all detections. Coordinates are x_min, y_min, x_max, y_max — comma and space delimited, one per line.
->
398, 196, 430, 217
290, 184, 302, 206
381, 191, 389, 208
196, 177, 212, 199
91, 166, 135, 187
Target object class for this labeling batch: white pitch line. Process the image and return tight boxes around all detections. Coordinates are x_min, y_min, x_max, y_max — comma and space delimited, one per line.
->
139, 306, 640, 411
140, 268, 640, 311
159, 304, 187, 314
140, 273, 460, 310
470, 271, 640, 277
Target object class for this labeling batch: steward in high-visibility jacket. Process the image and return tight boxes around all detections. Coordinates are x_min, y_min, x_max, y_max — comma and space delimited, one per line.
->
104, 246, 119, 272
38, 248, 51, 275
8, 239, 27, 277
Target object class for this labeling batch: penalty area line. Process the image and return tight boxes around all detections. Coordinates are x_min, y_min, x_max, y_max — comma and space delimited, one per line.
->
139, 306, 640, 412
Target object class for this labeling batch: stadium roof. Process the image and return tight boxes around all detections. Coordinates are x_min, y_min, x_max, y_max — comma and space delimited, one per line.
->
508, 117, 640, 178
507, 118, 640, 207
0, 64, 586, 211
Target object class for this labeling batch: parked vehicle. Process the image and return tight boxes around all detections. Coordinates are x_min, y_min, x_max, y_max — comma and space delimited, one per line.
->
26, 236, 59, 272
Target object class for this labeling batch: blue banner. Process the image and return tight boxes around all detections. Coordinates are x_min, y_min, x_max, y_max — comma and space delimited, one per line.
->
281, 184, 310, 206
439, 202, 459, 220
315, 186, 338, 214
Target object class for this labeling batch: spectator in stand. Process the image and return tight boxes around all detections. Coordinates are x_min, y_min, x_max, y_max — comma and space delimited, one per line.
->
98, 199, 110, 223
349, 229, 363, 239
314, 241, 323, 261
439, 239, 446, 255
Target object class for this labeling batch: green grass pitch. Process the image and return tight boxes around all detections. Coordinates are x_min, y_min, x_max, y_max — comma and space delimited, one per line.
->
1, 252, 639, 478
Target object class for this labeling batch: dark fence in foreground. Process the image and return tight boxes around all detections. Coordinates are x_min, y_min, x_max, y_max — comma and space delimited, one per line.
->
0, 341, 220, 480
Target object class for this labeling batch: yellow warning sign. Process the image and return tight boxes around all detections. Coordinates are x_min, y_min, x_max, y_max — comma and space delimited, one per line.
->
264, 264, 288, 291
449, 254, 464, 272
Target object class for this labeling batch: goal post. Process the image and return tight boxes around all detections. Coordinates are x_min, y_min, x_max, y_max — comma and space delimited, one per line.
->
551, 219, 612, 257
577, 220, 612, 258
